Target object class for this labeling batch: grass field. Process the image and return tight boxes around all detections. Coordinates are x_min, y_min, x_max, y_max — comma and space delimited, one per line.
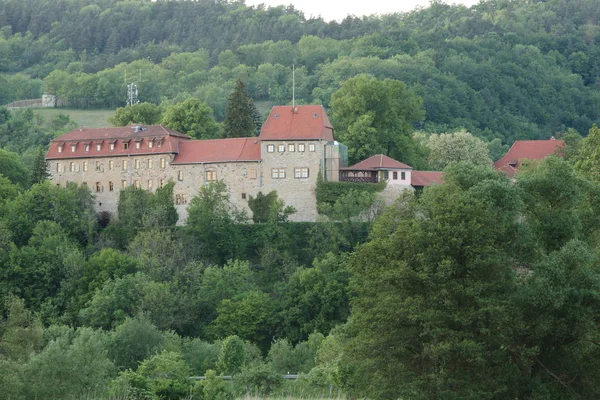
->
33, 108, 115, 128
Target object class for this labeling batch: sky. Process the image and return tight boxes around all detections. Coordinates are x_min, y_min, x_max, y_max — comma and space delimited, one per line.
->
244, 0, 480, 22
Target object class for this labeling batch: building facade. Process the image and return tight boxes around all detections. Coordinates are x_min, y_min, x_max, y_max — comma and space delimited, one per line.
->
46, 105, 343, 223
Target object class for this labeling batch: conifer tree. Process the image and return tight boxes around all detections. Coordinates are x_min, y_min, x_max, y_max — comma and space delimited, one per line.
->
31, 147, 50, 185
223, 79, 256, 138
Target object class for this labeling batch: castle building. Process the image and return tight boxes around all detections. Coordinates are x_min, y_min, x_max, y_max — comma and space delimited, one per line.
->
46, 105, 345, 222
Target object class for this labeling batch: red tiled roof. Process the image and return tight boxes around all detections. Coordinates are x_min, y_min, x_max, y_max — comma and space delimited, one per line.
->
259, 105, 334, 141
345, 154, 413, 170
493, 139, 564, 177
46, 125, 189, 160
171, 138, 261, 164
411, 171, 443, 187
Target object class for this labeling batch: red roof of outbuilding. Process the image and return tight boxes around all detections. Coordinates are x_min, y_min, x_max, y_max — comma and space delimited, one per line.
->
344, 154, 413, 170
259, 105, 334, 141
46, 125, 188, 160
493, 139, 564, 177
171, 138, 261, 164
411, 171, 443, 187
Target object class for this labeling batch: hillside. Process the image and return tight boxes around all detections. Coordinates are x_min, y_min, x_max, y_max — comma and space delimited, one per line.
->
1, 0, 600, 143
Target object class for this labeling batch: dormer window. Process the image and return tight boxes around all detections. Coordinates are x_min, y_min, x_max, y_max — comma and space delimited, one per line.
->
135, 141, 141, 149
109, 141, 116, 151
123, 141, 129, 150
157, 139, 163, 148
57, 144, 64, 153
148, 140, 153, 149
70, 144, 77, 153
96, 143, 102, 151
84, 144, 90, 152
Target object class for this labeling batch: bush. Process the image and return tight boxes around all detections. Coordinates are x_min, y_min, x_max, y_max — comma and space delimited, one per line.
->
234, 362, 282, 397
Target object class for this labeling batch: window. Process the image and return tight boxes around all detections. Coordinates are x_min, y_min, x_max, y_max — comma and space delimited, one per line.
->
96, 161, 102, 172
84, 144, 90, 152
147, 180, 153, 190
157, 139, 163, 148
271, 168, 286, 179
96, 143, 101, 152
249, 168, 257, 179
401, 171, 406, 180
95, 182, 102, 192
148, 159, 153, 169
160, 158, 166, 168
383, 171, 389, 180
83, 161, 88, 172
175, 194, 188, 205
267, 144, 275, 153
178, 170, 183, 181
298, 144, 305, 152
242, 193, 247, 200
134, 159, 140, 169
108, 160, 113, 170
135, 141, 141, 149
123, 141, 130, 150
393, 171, 398, 180
294, 167, 309, 179
206, 170, 217, 181
110, 143, 115, 151
159, 179, 165, 188
69, 162, 75, 172
309, 143, 316, 152
70, 144, 76, 153
109, 181, 114, 192
57, 144, 63, 153
122, 180, 127, 188
288, 144, 295, 152
57, 163, 63, 173
278, 144, 285, 152
134, 180, 140, 189
148, 140, 153, 149
123, 160, 129, 170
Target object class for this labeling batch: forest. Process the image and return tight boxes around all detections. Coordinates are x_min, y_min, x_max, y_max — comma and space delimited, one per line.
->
1, 0, 600, 399
0, 0, 599, 144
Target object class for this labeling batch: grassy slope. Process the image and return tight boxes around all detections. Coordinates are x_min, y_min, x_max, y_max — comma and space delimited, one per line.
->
33, 108, 115, 128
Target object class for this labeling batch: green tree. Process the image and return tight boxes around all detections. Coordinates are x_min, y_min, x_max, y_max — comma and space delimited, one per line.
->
426, 130, 493, 169
30, 147, 49, 185
0, 295, 43, 362
217, 335, 245, 375
223, 79, 256, 138
330, 74, 424, 164
161, 98, 220, 139
574, 124, 600, 180
23, 327, 115, 400
247, 190, 278, 223
108, 102, 163, 126
136, 351, 192, 399
185, 181, 247, 264
345, 163, 522, 399
0, 149, 29, 188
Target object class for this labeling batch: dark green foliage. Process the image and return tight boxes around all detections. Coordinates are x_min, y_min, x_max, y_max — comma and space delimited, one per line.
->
115, 181, 178, 246
30, 147, 49, 185
0, 148, 30, 188
223, 79, 257, 138
184, 181, 247, 264
248, 190, 278, 223
316, 173, 385, 209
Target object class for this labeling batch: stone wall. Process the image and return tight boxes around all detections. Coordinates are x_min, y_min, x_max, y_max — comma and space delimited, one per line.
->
259, 139, 326, 222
